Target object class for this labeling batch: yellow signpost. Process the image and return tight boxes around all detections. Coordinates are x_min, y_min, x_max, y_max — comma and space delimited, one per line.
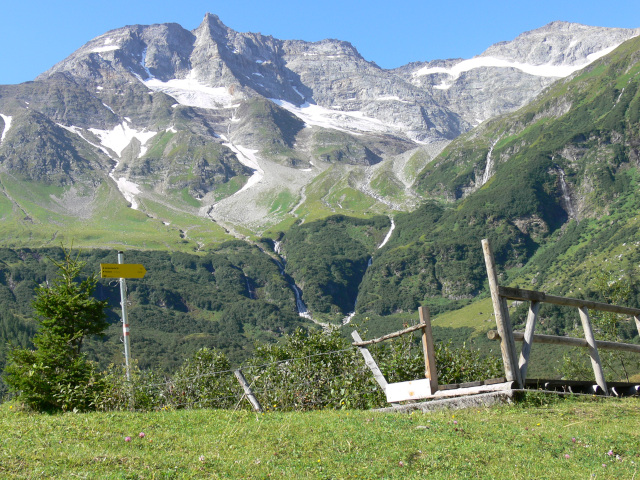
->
100, 263, 147, 279
101, 254, 146, 383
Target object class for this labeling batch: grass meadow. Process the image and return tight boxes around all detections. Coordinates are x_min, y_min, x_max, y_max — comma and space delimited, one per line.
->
1, 395, 639, 479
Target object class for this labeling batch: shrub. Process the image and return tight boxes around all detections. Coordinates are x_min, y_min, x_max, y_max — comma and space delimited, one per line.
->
244, 328, 383, 410
167, 348, 237, 409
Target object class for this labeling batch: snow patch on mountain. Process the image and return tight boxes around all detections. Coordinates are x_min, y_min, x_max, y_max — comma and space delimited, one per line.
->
57, 123, 144, 209
269, 99, 398, 135
112, 176, 142, 209
219, 135, 264, 194
413, 44, 624, 87
88, 122, 157, 157
143, 72, 238, 109
90, 45, 120, 54
57, 124, 113, 158
0, 114, 12, 145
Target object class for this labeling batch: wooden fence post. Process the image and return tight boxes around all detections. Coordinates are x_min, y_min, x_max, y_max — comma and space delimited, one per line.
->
418, 306, 438, 393
351, 331, 389, 392
518, 301, 540, 382
481, 239, 522, 388
234, 369, 263, 412
577, 307, 608, 395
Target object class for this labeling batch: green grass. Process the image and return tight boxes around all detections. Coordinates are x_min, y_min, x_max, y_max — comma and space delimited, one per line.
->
0, 173, 234, 252
432, 297, 495, 334
1, 397, 639, 478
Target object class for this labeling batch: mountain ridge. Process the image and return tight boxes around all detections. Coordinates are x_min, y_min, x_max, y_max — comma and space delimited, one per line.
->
1, 15, 636, 242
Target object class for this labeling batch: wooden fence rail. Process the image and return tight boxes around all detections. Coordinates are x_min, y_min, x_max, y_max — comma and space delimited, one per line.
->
487, 330, 640, 354
482, 238, 640, 396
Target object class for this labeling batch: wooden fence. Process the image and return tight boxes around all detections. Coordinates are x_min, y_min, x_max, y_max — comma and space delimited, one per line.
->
482, 239, 640, 395
352, 306, 510, 403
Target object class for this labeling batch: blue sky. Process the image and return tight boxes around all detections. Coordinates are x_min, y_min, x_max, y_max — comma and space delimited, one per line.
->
1, 0, 638, 85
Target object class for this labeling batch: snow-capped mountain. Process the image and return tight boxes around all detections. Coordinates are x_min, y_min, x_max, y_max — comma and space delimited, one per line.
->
398, 21, 640, 126
0, 14, 637, 239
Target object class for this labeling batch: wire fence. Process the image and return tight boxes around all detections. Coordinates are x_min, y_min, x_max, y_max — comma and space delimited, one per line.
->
97, 347, 387, 412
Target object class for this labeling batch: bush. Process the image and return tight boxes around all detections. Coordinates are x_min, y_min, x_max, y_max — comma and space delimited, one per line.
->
244, 328, 383, 410
167, 348, 237, 409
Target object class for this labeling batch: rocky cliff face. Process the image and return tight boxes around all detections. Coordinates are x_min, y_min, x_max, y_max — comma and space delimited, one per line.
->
396, 21, 640, 126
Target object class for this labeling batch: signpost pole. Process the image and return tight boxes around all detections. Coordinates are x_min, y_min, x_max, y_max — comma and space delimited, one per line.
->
100, 257, 146, 385
118, 251, 131, 382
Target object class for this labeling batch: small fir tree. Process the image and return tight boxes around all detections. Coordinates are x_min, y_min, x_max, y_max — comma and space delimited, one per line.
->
3, 249, 109, 411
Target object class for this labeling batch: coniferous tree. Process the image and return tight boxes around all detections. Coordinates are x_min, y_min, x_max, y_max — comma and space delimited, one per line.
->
3, 250, 108, 411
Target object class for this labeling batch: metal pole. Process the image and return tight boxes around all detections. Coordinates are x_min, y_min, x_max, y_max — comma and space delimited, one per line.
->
118, 251, 131, 382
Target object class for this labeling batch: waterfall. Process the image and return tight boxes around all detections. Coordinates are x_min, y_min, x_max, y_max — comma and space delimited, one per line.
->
292, 283, 312, 320
481, 142, 496, 186
557, 167, 576, 220
271, 244, 320, 324
245, 277, 255, 300
480, 135, 506, 187
342, 216, 395, 324
377, 217, 395, 249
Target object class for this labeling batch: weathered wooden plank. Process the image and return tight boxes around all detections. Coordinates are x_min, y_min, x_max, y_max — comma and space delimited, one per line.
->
635, 316, 640, 337
419, 306, 438, 393
483, 377, 508, 385
351, 323, 425, 346
498, 286, 546, 302
578, 307, 608, 395
234, 369, 263, 412
351, 331, 389, 391
482, 239, 522, 388
499, 286, 640, 316
518, 301, 540, 382
438, 381, 484, 391
386, 378, 433, 403
437, 379, 507, 390
489, 330, 640, 354
424, 382, 514, 400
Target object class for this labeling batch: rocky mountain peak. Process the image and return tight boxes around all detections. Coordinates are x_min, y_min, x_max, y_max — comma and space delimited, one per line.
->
197, 13, 233, 43
482, 21, 640, 66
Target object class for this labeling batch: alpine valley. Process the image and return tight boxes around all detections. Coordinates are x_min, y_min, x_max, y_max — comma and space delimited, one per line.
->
1, 14, 640, 375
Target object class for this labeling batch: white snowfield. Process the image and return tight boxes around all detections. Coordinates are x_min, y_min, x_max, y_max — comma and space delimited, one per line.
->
57, 124, 112, 158
270, 98, 399, 135
144, 75, 238, 109
218, 136, 265, 196
88, 122, 157, 209
89, 45, 120, 54
413, 44, 624, 89
134, 63, 404, 136
59, 122, 156, 210
112, 176, 142, 210
0, 113, 12, 145
88, 122, 157, 157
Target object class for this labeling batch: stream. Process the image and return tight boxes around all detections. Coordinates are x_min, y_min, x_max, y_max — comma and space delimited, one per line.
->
272, 216, 395, 328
